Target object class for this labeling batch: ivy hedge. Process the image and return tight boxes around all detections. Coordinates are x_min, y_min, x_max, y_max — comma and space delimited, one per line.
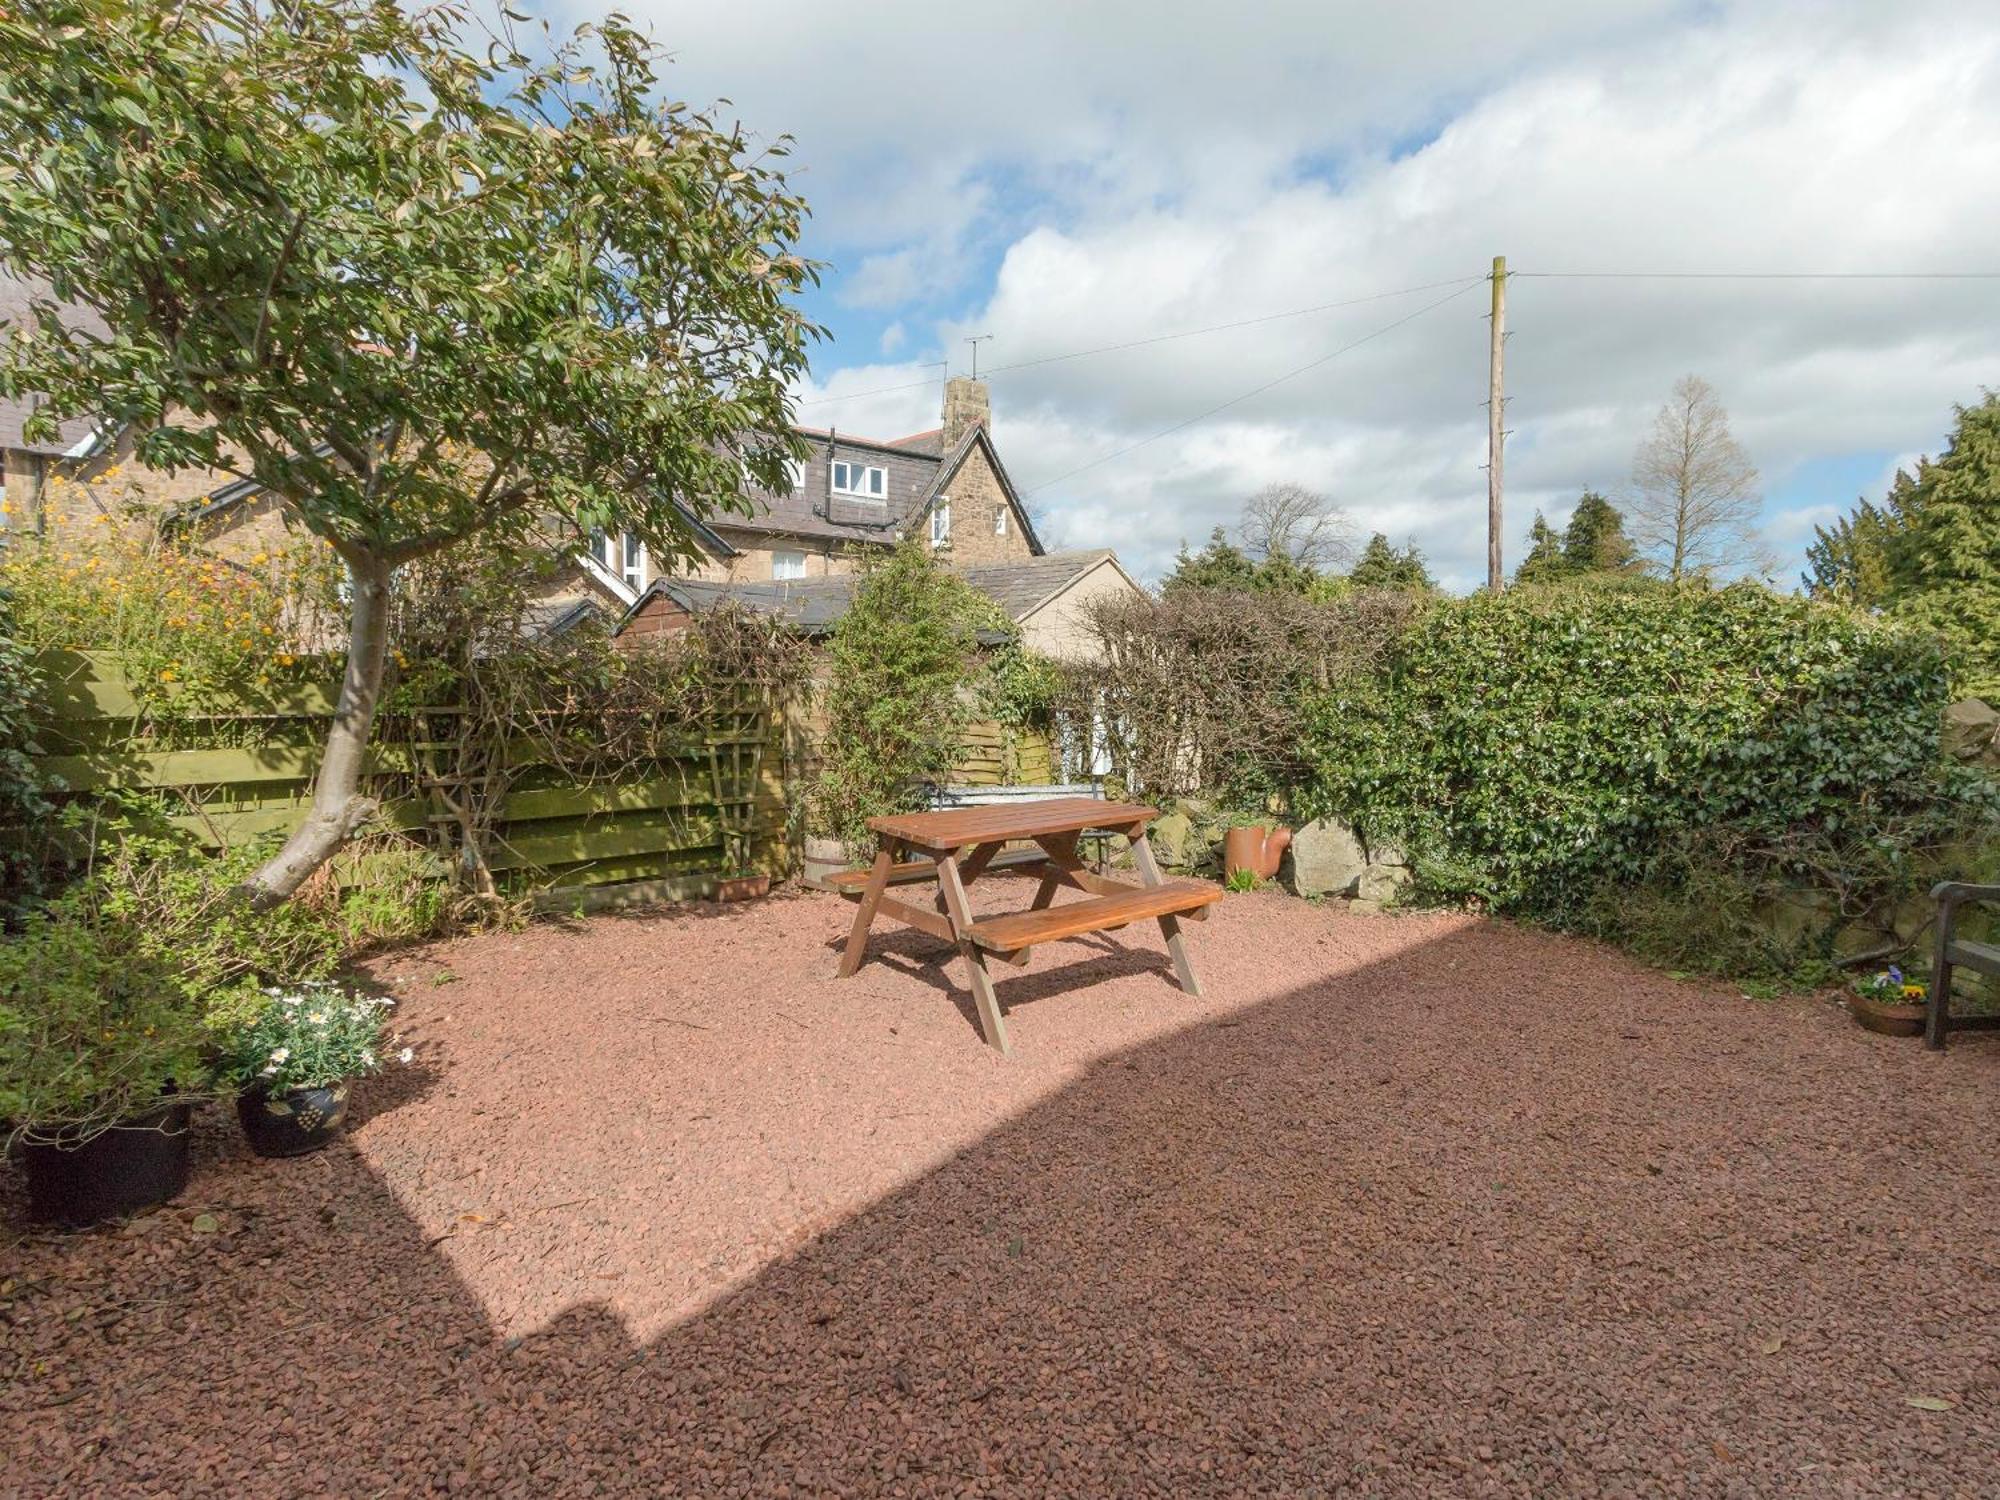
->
1297, 579, 1996, 976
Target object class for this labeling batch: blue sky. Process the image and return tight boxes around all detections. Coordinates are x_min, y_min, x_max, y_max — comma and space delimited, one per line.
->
561, 0, 1998, 588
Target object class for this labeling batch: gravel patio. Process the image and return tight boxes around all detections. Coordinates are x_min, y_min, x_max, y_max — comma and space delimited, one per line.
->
4, 881, 1997, 1497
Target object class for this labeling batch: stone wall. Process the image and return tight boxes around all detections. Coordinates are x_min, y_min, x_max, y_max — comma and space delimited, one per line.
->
929, 441, 1035, 569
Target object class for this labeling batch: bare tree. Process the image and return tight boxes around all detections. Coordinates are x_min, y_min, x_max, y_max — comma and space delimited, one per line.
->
1235, 482, 1353, 573
1628, 375, 1769, 580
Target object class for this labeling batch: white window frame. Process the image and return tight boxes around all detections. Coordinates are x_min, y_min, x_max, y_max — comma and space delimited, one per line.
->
994, 506, 1007, 537
771, 549, 807, 581
830, 460, 887, 501
590, 529, 646, 591
784, 459, 804, 492
930, 500, 951, 549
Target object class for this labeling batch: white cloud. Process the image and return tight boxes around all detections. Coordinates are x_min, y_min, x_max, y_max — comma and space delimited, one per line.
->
574, 0, 2000, 589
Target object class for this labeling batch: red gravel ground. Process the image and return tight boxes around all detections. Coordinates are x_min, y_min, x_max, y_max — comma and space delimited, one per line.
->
4, 881, 1998, 1496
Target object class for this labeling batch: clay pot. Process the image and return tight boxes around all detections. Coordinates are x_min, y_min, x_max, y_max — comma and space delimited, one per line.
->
1847, 994, 1926, 1038
716, 873, 771, 902
21, 1097, 193, 1226
1223, 825, 1293, 882
237, 1083, 350, 1158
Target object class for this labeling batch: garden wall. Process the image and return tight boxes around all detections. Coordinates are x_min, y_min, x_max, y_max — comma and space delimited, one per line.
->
36, 650, 787, 910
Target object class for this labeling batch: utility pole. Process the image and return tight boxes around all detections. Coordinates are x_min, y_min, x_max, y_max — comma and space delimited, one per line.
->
1486, 254, 1506, 591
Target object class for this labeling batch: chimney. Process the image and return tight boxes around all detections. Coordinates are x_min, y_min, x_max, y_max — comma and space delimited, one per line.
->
939, 376, 990, 452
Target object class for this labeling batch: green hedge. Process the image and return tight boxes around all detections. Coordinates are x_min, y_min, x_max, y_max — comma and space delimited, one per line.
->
1299, 580, 1990, 965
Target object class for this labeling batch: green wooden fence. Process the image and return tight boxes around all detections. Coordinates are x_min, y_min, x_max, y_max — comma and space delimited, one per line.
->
35, 650, 788, 909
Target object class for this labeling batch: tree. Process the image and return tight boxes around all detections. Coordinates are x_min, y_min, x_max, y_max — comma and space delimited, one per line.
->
1166, 528, 1260, 593
1562, 491, 1639, 574
1347, 533, 1435, 592
1882, 392, 2000, 696
1628, 376, 1767, 580
1235, 482, 1351, 573
1513, 512, 1569, 585
1802, 496, 1901, 607
0, 0, 818, 905
1164, 527, 1316, 595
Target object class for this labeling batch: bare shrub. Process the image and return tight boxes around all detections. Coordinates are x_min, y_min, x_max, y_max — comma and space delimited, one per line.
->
1057, 585, 1413, 804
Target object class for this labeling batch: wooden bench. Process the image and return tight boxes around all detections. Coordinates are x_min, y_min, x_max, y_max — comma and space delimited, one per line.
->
969, 879, 1219, 955
1927, 881, 2000, 1050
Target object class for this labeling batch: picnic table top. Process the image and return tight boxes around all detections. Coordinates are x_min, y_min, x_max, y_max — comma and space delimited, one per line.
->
866, 797, 1157, 851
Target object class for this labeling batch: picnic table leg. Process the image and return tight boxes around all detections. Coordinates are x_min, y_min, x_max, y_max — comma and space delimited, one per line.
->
1129, 825, 1203, 998
836, 840, 895, 979
935, 850, 1011, 1055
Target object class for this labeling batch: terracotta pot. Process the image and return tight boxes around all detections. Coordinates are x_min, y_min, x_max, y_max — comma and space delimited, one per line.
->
1223, 825, 1292, 882
716, 873, 771, 902
1847, 994, 1926, 1038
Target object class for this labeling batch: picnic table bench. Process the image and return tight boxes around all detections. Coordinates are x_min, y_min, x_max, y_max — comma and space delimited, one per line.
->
827, 797, 1219, 1055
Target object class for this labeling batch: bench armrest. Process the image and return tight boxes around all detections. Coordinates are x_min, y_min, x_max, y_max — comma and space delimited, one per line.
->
1934, 882, 2000, 920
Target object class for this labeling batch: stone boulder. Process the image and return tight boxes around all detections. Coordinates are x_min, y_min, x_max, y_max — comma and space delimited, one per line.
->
1285, 817, 1367, 898
1356, 863, 1414, 905
1149, 810, 1194, 870
1944, 698, 1999, 771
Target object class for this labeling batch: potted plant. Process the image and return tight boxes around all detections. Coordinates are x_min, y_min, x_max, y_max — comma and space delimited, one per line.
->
219, 982, 405, 1158
1847, 966, 1929, 1037
0, 898, 211, 1227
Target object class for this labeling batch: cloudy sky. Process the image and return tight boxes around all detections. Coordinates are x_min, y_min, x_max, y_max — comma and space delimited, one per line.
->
559, 0, 2000, 590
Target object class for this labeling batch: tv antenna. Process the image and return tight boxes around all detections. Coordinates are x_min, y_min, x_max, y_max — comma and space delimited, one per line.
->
964, 334, 993, 379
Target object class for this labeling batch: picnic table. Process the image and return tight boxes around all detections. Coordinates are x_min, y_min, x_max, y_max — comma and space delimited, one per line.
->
829, 797, 1221, 1055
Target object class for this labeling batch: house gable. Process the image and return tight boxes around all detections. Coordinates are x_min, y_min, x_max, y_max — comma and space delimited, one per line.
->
908, 426, 1043, 565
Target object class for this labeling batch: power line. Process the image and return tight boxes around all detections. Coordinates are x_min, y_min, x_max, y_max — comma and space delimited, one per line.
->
1020, 279, 1483, 497
1512, 270, 2000, 280
793, 275, 1485, 409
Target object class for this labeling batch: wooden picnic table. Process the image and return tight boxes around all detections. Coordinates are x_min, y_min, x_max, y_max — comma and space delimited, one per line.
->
828, 797, 1220, 1055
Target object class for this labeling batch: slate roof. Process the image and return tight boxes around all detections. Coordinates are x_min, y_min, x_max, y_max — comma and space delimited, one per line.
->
0, 277, 104, 457
956, 550, 1123, 621
621, 550, 1121, 641
728, 422, 1044, 556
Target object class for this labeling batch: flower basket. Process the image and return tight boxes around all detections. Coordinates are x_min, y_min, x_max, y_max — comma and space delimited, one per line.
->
1847, 967, 1928, 1038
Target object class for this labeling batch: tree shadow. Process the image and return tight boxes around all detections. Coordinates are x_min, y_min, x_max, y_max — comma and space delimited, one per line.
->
4, 912, 1997, 1495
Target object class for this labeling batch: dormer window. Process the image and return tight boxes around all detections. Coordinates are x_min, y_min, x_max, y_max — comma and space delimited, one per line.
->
589, 529, 645, 591
830, 460, 886, 501
931, 501, 951, 549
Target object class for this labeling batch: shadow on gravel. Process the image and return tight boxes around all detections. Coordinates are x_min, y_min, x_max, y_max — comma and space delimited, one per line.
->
5, 915, 1999, 1496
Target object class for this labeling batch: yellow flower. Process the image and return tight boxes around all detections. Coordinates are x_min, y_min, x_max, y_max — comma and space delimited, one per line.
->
159, 668, 176, 683
1902, 984, 1925, 1000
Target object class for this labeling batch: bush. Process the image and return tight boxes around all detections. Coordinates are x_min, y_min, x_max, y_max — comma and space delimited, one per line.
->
0, 584, 52, 916
0, 886, 211, 1143
807, 544, 1003, 849
1299, 578, 1990, 977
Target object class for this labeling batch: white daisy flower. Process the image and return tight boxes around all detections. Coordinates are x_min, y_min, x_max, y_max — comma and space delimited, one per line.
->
269, 1046, 290, 1064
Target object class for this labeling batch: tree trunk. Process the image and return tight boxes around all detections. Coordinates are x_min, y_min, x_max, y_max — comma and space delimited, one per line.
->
240, 549, 394, 909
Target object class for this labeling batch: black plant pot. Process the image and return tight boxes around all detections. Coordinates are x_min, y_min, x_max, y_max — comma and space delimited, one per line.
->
21, 1098, 193, 1228
236, 1082, 349, 1158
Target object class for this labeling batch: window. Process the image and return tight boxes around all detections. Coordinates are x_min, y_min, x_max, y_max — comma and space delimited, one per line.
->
994, 507, 1007, 537
830, 460, 886, 500
589, 530, 645, 591
772, 549, 806, 580
784, 459, 804, 492
930, 501, 951, 549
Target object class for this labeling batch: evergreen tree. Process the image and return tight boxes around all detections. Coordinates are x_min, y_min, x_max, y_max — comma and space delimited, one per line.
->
1165, 528, 1261, 593
1802, 496, 1899, 607
1884, 393, 2000, 697
1348, 533, 1435, 592
1562, 491, 1639, 574
1514, 512, 1569, 584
